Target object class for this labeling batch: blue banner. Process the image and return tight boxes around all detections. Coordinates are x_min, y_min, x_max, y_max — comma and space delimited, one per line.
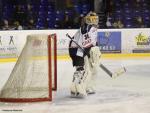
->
97, 32, 121, 53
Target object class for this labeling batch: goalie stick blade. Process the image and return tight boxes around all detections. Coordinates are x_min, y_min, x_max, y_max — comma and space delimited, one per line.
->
112, 67, 126, 79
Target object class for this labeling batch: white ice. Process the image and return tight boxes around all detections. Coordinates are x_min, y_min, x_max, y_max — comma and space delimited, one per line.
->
0, 58, 150, 113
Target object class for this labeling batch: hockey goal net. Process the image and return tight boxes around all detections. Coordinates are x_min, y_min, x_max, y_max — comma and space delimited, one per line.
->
0, 34, 57, 102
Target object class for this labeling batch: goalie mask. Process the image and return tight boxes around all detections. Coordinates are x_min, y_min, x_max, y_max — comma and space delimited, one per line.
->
85, 11, 99, 25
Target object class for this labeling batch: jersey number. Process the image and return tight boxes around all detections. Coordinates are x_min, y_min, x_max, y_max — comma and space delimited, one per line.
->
82, 34, 91, 47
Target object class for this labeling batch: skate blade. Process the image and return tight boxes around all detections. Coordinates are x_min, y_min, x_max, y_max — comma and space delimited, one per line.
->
86, 91, 96, 95
70, 91, 86, 98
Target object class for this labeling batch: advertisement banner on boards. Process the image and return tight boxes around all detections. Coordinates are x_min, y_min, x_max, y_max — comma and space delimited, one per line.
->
97, 31, 121, 53
132, 32, 150, 53
0, 35, 18, 58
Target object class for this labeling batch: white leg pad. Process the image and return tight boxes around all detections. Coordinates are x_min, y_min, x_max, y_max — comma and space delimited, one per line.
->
70, 70, 87, 97
86, 46, 101, 93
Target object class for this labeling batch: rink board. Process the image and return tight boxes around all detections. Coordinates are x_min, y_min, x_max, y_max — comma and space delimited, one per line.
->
0, 53, 150, 63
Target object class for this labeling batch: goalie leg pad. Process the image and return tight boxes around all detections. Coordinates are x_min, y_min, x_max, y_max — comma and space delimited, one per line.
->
86, 73, 97, 94
70, 70, 87, 98
85, 47, 101, 94
70, 56, 93, 97
84, 56, 96, 94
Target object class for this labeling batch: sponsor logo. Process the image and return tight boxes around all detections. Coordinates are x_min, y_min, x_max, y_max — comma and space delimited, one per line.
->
0, 35, 18, 58
135, 33, 150, 46
98, 32, 121, 53
9, 36, 15, 45
104, 32, 111, 38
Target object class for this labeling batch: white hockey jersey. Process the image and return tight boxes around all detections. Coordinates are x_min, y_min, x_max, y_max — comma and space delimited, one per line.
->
70, 25, 98, 57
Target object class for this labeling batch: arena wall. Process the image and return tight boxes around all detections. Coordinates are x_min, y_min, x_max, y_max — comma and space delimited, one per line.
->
0, 29, 150, 60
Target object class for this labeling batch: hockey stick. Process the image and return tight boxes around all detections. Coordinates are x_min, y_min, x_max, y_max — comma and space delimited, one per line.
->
66, 33, 126, 78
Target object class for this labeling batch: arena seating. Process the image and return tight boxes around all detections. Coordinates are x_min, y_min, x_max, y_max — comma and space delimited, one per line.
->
1, 0, 92, 29
1, 0, 150, 29
109, 0, 150, 28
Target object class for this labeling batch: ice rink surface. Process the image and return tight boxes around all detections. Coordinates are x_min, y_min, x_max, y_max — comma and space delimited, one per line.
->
0, 58, 150, 113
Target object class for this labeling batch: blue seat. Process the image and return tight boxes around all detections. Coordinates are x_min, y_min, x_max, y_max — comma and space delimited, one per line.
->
143, 16, 150, 26
144, 16, 150, 20
2, 13, 9, 20
115, 14, 123, 20
142, 9, 150, 15
55, 10, 64, 21
115, 10, 122, 20
47, 20, 55, 29
115, 2, 121, 9
124, 19, 133, 28
48, 5, 54, 11
2, 5, 14, 19
142, 3, 148, 8
38, 11, 47, 19
74, 5, 82, 14
39, 5, 47, 11
124, 3, 131, 9
40, 0, 48, 5
144, 20, 150, 27
133, 9, 142, 17
72, 0, 78, 4
36, 20, 45, 29
32, 5, 39, 12
125, 23, 133, 28
65, 9, 73, 17
36, 16, 47, 29
124, 8, 132, 15
141, 0, 147, 2
82, 4, 90, 14
36, 24, 45, 29
21, 5, 27, 11
54, 24, 61, 29
47, 11, 56, 21
124, 16, 132, 21
115, 9, 122, 14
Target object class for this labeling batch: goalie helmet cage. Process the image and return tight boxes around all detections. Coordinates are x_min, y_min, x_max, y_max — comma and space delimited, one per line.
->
0, 34, 57, 102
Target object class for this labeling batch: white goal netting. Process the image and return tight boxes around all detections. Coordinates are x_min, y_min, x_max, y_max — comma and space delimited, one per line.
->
0, 34, 57, 102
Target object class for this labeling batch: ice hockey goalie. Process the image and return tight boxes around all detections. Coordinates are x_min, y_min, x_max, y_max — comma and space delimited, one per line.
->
68, 11, 101, 98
